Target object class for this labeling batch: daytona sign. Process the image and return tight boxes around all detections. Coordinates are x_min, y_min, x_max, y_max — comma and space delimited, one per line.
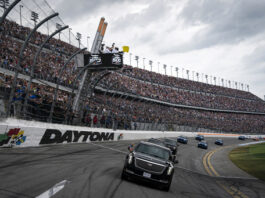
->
39, 129, 114, 144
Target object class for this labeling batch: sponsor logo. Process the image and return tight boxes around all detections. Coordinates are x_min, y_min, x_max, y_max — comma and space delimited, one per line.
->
117, 133, 123, 140
89, 55, 102, 65
112, 54, 122, 65
0, 128, 27, 146
39, 129, 114, 144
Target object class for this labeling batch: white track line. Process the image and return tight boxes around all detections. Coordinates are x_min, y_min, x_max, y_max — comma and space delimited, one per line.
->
36, 180, 70, 198
89, 142, 127, 154
239, 141, 265, 146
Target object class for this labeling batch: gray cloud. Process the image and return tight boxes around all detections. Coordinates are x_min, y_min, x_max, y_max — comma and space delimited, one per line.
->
160, 0, 265, 54
242, 44, 265, 74
50, 0, 136, 22
112, 1, 171, 30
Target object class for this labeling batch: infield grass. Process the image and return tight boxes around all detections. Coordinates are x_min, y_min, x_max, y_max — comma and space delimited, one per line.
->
229, 143, 265, 181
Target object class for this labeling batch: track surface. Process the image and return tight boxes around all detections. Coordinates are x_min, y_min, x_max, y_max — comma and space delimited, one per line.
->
0, 137, 265, 198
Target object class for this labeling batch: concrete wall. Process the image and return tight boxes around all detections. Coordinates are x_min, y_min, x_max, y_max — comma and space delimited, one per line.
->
0, 118, 264, 148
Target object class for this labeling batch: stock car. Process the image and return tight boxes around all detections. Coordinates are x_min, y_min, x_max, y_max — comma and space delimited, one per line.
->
177, 136, 188, 144
215, 139, 223, 146
238, 136, 246, 140
198, 141, 208, 149
195, 135, 204, 141
121, 141, 175, 191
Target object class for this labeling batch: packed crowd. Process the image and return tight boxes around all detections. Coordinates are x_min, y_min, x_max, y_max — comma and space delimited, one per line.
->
79, 92, 265, 133
0, 19, 79, 88
2, 19, 264, 113
0, 72, 264, 133
99, 72, 265, 113
0, 19, 264, 133
120, 65, 261, 101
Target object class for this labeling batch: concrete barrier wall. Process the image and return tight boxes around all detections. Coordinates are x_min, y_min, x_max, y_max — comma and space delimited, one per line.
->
0, 118, 264, 148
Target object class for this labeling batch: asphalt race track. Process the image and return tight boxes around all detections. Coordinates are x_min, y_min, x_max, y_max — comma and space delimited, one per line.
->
0, 137, 265, 198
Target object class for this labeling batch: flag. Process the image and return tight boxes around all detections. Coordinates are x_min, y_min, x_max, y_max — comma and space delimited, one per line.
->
122, 46, 129, 52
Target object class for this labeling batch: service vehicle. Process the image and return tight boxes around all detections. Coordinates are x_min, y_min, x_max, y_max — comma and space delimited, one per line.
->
163, 138, 178, 162
147, 138, 167, 147
121, 141, 175, 191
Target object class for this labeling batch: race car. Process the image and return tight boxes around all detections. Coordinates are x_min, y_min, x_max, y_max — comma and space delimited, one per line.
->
238, 136, 246, 140
198, 141, 208, 149
177, 136, 188, 144
195, 135, 204, 141
121, 141, 174, 191
215, 139, 223, 146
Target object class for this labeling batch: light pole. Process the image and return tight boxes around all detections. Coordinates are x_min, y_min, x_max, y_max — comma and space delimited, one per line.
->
228, 80, 231, 88
143, 57, 145, 69
205, 75, 208, 83
186, 70, 189, 80
87, 36, 90, 50
214, 77, 216, 85
76, 32, 82, 48
135, 56, 139, 67
19, 4, 23, 26
196, 73, 199, 81
175, 67, 179, 77
182, 68, 184, 78
68, 28, 72, 44
149, 60, 153, 71
163, 64, 167, 75
31, 11, 39, 27
129, 53, 132, 65
56, 23, 62, 40
221, 79, 224, 87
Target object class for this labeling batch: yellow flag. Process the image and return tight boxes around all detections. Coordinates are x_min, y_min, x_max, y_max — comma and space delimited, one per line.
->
122, 46, 129, 53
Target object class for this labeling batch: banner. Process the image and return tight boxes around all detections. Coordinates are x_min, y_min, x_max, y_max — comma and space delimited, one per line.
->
84, 53, 123, 68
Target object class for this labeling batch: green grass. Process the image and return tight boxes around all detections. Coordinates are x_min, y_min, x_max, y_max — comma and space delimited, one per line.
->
229, 143, 265, 181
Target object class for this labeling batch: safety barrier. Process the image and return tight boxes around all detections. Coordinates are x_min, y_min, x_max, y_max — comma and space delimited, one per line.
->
0, 118, 264, 148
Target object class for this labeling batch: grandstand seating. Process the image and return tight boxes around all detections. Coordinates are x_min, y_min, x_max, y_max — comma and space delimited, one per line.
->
0, 19, 264, 133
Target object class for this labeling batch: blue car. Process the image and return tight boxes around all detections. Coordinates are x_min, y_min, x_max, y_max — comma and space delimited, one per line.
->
215, 139, 223, 146
195, 135, 204, 141
198, 141, 208, 149
238, 136, 246, 140
177, 136, 188, 144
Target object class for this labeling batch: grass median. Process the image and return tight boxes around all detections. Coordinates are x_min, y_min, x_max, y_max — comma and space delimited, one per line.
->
229, 143, 265, 181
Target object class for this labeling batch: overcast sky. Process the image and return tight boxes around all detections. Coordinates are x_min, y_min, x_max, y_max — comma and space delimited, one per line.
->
47, 0, 265, 99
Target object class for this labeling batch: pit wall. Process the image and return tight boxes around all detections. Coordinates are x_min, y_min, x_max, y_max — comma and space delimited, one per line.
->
0, 118, 264, 148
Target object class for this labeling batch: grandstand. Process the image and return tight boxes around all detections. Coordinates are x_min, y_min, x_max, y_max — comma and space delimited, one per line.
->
0, 0, 264, 134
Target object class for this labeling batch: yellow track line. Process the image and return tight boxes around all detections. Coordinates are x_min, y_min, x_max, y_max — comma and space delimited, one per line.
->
207, 149, 220, 177
203, 147, 249, 198
203, 151, 213, 176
